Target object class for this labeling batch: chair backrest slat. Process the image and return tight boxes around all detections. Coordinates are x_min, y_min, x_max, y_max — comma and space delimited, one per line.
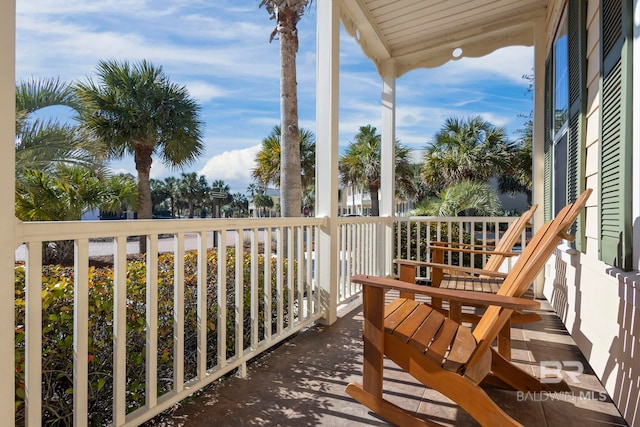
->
469, 190, 591, 364
482, 204, 537, 273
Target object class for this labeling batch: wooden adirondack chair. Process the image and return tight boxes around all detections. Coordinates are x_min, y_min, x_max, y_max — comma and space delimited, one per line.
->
395, 203, 537, 294
346, 190, 591, 427
395, 204, 538, 359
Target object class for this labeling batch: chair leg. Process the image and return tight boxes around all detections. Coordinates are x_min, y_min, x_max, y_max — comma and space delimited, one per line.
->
386, 335, 523, 427
362, 286, 385, 397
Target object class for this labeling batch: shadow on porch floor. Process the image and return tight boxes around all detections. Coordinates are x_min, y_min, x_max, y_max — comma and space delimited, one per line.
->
147, 295, 627, 427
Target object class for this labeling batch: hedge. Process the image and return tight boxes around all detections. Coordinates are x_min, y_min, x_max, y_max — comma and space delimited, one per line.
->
15, 248, 296, 426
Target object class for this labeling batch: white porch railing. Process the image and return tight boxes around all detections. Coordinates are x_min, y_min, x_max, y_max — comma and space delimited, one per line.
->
394, 216, 530, 281
15, 217, 325, 426
335, 217, 387, 304
13, 215, 526, 426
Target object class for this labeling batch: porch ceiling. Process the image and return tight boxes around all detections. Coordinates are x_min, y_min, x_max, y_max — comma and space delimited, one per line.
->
339, 0, 548, 77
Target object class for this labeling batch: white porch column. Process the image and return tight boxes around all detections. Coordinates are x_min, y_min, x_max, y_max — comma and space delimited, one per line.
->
0, 0, 16, 423
316, 0, 340, 325
379, 60, 396, 277
532, 18, 546, 297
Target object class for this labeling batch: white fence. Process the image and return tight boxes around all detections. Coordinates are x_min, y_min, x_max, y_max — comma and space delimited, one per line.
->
13, 214, 526, 425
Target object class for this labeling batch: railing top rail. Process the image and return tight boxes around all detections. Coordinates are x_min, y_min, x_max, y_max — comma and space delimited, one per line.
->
15, 216, 326, 244
395, 216, 521, 223
335, 216, 390, 225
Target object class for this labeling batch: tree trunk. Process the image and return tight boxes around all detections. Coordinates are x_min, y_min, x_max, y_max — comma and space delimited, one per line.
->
352, 185, 356, 214
42, 240, 74, 265
369, 184, 380, 216
135, 145, 154, 254
278, 7, 302, 218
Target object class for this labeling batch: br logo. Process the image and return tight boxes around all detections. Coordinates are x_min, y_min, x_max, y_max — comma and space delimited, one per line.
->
540, 361, 583, 384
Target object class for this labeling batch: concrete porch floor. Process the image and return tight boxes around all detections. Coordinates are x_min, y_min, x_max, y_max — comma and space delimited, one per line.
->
147, 294, 627, 427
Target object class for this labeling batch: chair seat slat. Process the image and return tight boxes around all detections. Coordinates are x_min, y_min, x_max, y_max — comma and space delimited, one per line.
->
426, 318, 459, 362
392, 302, 435, 343
384, 299, 419, 332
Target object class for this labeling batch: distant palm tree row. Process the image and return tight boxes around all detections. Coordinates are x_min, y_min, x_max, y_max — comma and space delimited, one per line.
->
16, 73, 530, 225
15, 66, 530, 262
150, 174, 248, 219
250, 118, 532, 217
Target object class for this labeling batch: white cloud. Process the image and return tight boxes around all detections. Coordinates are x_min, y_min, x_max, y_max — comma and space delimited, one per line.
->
17, 0, 149, 15
16, 2, 533, 195
198, 145, 261, 192
456, 46, 533, 84
149, 162, 171, 180
185, 81, 228, 103
16, 10, 281, 82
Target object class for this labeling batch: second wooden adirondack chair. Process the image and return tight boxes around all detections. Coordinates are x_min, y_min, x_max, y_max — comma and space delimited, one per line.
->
395, 204, 538, 359
396, 204, 537, 290
347, 189, 591, 426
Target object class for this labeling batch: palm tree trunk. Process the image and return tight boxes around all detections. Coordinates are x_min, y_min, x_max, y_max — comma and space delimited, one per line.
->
278, 7, 302, 218
352, 185, 356, 214
369, 184, 380, 216
134, 147, 153, 254
43, 240, 74, 265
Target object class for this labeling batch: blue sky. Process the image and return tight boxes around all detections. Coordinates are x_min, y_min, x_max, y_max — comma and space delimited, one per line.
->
16, 0, 534, 194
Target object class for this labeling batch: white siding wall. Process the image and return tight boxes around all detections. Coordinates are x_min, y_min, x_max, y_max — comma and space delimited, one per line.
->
543, 2, 640, 426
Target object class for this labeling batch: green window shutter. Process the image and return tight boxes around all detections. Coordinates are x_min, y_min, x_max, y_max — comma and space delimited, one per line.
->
599, 0, 633, 270
567, 0, 586, 250
543, 56, 553, 222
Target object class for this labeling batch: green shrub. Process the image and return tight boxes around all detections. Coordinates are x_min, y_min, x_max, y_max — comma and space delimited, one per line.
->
15, 248, 296, 426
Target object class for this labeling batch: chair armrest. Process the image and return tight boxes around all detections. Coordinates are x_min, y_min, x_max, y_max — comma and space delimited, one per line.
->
428, 245, 519, 257
431, 241, 497, 250
351, 274, 539, 311
393, 259, 509, 278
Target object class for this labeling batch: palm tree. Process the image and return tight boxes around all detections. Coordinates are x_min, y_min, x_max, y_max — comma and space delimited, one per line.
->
163, 176, 180, 218
499, 73, 534, 206
101, 173, 139, 216
246, 183, 261, 198
15, 167, 137, 264
421, 116, 513, 191
178, 172, 205, 218
339, 125, 414, 216
394, 143, 420, 203
15, 78, 104, 181
413, 180, 502, 217
15, 166, 100, 222
498, 127, 533, 206
253, 193, 274, 217
15, 78, 109, 265
75, 60, 203, 250
150, 178, 170, 215
259, 1, 311, 217
252, 125, 315, 191
230, 192, 248, 217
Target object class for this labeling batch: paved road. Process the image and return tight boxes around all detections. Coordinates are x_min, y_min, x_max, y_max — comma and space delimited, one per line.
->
14, 231, 264, 262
